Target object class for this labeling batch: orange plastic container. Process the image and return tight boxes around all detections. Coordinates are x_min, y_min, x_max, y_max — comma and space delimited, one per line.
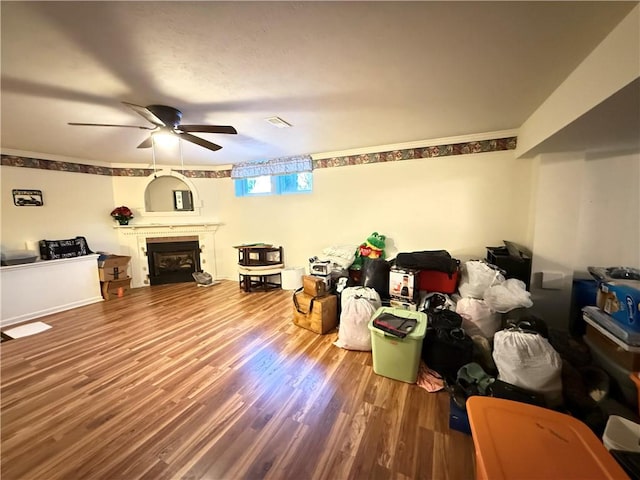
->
466, 397, 628, 480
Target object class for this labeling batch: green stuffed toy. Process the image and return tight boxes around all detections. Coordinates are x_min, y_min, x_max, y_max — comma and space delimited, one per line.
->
351, 232, 386, 269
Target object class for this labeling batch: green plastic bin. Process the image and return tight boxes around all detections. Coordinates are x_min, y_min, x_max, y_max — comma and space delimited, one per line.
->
368, 307, 428, 383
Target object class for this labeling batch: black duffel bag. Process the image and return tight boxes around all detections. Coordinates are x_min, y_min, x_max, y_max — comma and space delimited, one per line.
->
395, 250, 458, 274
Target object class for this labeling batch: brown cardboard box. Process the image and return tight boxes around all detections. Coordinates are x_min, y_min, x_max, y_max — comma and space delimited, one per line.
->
101, 277, 131, 300
98, 255, 131, 282
302, 275, 327, 297
585, 324, 640, 371
292, 291, 337, 334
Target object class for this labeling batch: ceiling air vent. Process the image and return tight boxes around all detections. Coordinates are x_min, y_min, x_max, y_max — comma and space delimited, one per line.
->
265, 116, 292, 128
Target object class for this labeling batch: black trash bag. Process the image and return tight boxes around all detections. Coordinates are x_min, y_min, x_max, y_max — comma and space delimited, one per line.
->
362, 257, 390, 300
422, 293, 455, 313
422, 327, 474, 384
428, 309, 463, 330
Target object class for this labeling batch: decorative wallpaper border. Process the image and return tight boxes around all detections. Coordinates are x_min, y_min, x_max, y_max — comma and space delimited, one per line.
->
1, 136, 516, 177
313, 137, 517, 169
0, 155, 231, 178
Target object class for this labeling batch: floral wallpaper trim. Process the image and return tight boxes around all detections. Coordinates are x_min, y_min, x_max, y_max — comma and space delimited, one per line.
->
312, 137, 517, 169
1, 136, 516, 177
0, 155, 231, 178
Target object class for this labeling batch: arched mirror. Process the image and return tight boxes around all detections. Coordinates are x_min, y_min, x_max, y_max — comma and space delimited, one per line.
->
143, 170, 201, 215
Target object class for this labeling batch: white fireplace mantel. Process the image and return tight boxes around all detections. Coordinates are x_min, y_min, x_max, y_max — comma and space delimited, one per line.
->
114, 222, 221, 231
114, 222, 222, 288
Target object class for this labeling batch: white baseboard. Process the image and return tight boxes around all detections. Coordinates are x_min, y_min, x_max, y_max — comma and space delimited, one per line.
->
0, 296, 104, 328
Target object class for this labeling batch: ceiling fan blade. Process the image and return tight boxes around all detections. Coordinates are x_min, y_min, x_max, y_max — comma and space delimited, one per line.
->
178, 132, 223, 151
137, 136, 153, 148
68, 122, 153, 129
122, 102, 165, 127
178, 125, 238, 135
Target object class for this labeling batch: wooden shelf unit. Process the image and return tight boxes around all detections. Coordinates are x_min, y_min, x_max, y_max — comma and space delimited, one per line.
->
235, 245, 284, 292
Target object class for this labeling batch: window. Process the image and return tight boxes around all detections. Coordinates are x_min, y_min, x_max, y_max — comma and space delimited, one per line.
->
234, 172, 313, 197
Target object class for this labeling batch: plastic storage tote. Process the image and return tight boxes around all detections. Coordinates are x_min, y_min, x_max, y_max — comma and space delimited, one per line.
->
466, 396, 628, 480
603, 415, 640, 452
368, 307, 427, 383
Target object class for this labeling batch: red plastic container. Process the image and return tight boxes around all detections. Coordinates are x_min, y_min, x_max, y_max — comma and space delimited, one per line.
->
418, 269, 459, 293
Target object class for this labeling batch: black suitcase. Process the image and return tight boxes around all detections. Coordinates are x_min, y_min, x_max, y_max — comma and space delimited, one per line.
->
362, 257, 391, 300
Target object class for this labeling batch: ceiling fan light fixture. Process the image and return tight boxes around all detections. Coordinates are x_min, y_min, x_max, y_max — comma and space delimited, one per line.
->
69, 102, 234, 153
265, 116, 292, 129
152, 129, 178, 147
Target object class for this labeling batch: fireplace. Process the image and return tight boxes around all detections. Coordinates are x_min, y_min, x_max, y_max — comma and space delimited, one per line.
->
146, 236, 201, 285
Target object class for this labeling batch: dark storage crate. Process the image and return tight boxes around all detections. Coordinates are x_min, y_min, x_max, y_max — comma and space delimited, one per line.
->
486, 243, 532, 290
449, 397, 471, 435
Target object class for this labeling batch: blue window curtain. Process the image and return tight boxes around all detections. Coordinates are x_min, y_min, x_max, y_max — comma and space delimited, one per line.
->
231, 155, 313, 179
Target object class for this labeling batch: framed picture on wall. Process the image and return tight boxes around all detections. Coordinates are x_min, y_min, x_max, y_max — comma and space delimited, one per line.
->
173, 190, 193, 211
12, 189, 43, 206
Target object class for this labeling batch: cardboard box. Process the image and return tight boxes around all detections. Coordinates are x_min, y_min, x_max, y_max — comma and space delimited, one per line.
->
292, 291, 337, 334
585, 324, 640, 371
389, 266, 419, 302
597, 280, 640, 330
302, 275, 327, 297
389, 298, 418, 311
98, 255, 131, 282
101, 277, 131, 300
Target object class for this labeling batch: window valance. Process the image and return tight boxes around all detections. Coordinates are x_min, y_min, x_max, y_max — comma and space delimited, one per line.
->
231, 155, 313, 179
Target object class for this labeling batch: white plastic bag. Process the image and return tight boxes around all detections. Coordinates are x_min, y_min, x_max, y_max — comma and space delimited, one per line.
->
456, 297, 501, 338
492, 329, 563, 407
334, 287, 381, 351
483, 278, 533, 313
458, 261, 505, 299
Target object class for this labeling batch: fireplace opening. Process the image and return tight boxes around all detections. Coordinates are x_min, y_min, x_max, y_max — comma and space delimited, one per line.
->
146, 236, 201, 285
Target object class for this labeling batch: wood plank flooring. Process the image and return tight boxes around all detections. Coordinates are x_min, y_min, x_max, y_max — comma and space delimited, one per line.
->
1, 281, 474, 479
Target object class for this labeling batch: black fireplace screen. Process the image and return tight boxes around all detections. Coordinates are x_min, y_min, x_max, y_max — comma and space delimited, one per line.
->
147, 240, 201, 285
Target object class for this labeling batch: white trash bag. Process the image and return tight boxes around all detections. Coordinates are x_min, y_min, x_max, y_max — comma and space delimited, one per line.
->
492, 329, 563, 407
484, 278, 533, 313
458, 260, 505, 299
456, 297, 501, 338
334, 287, 381, 351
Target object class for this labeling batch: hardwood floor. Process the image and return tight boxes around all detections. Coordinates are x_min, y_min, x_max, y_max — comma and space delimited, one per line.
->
1, 281, 474, 480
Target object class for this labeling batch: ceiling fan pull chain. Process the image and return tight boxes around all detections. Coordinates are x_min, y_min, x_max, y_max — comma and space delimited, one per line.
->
179, 137, 185, 176
151, 135, 158, 177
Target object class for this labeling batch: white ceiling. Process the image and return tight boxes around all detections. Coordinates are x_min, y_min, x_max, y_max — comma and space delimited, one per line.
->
1, 1, 636, 167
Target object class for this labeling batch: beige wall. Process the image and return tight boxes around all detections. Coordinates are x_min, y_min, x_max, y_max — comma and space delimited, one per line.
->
528, 150, 640, 329
575, 150, 640, 271
208, 150, 535, 280
2, 149, 535, 286
1, 166, 120, 255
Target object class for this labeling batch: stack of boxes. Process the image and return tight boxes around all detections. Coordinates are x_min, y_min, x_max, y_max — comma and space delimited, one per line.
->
582, 267, 640, 408
389, 265, 460, 310
389, 266, 420, 310
308, 257, 332, 291
292, 275, 338, 334
98, 254, 131, 300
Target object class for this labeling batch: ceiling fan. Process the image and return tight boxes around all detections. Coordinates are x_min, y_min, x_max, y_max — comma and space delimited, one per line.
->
68, 102, 237, 152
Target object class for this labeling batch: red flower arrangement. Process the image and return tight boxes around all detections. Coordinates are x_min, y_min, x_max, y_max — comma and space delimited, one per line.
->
110, 206, 134, 224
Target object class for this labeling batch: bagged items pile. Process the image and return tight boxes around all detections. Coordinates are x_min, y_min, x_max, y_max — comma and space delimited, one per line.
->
456, 260, 533, 339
